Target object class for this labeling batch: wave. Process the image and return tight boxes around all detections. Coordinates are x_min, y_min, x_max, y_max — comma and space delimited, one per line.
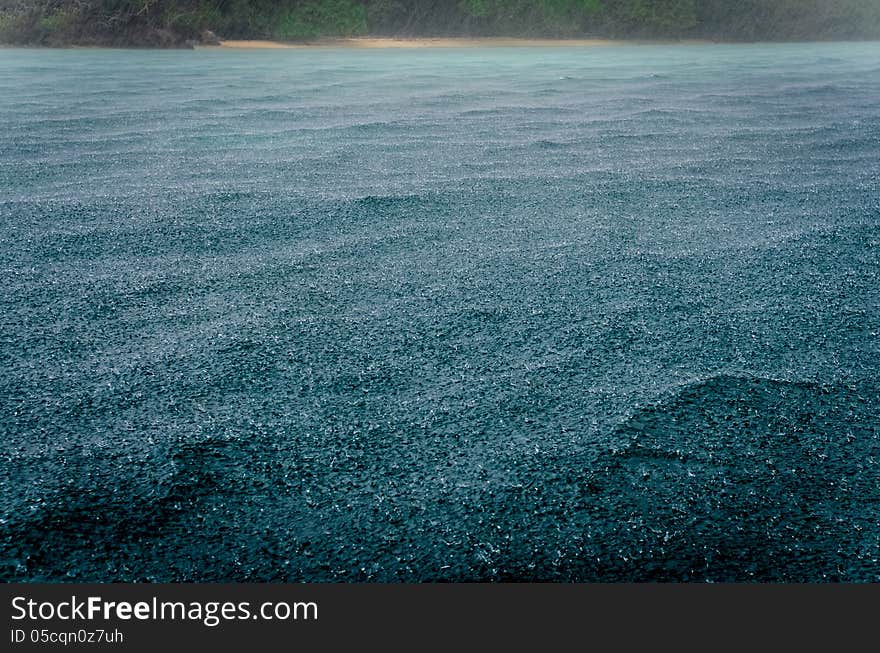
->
572, 374, 880, 580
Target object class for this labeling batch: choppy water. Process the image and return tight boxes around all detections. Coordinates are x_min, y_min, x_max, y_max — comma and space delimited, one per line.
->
1, 43, 879, 581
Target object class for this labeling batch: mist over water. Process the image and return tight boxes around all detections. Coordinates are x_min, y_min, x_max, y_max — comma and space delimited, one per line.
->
1, 43, 879, 581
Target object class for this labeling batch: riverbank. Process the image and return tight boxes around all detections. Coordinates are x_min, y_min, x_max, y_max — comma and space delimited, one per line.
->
213, 37, 707, 49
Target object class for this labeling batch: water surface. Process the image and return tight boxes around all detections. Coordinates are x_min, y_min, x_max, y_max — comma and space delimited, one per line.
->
1, 43, 879, 581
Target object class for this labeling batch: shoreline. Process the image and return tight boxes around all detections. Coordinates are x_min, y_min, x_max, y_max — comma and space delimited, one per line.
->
212, 37, 711, 49
4, 37, 876, 50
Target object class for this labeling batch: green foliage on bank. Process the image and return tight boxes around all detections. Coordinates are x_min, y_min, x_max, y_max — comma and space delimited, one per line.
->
1, 0, 879, 46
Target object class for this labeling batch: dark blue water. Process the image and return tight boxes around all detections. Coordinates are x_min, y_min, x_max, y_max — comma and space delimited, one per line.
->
1, 43, 879, 581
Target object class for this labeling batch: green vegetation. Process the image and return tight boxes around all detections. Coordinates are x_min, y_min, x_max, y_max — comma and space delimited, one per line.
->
1, 1, 879, 47
275, 1, 367, 40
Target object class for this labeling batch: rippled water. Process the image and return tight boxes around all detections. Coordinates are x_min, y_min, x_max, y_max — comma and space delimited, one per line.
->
1, 43, 879, 581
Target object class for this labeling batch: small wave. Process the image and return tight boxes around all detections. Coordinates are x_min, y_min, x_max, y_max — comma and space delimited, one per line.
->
350, 193, 437, 209
575, 373, 880, 580
531, 139, 570, 150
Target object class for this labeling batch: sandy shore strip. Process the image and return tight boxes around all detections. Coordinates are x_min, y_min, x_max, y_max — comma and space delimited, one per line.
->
215, 37, 632, 49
